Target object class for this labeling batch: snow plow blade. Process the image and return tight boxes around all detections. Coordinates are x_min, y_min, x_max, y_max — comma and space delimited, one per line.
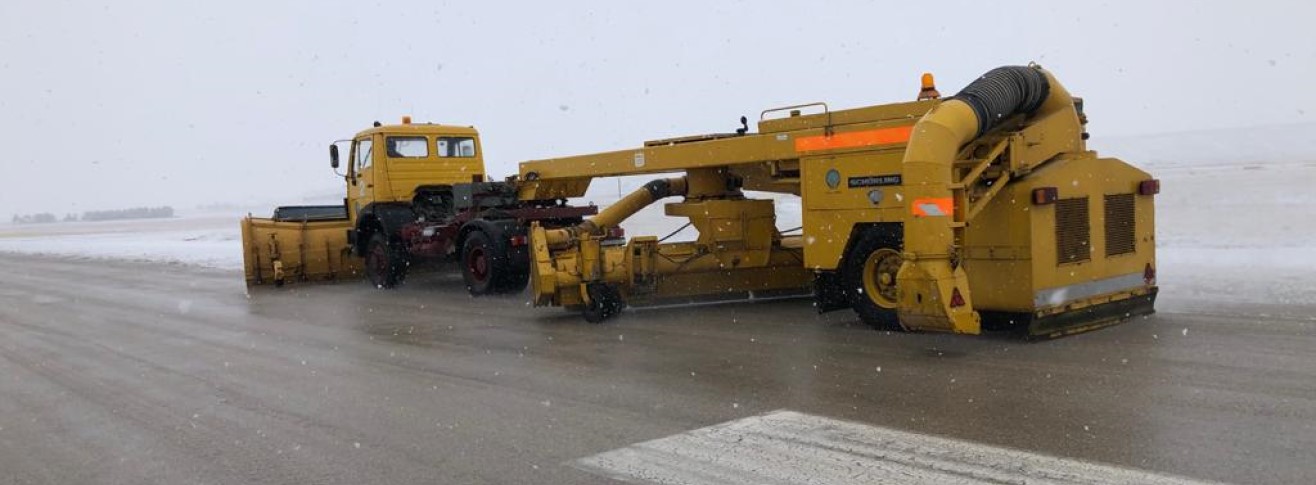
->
1023, 288, 1158, 339
240, 206, 362, 287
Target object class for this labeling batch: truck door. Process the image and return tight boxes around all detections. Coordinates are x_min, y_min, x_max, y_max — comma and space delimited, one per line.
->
349, 135, 376, 220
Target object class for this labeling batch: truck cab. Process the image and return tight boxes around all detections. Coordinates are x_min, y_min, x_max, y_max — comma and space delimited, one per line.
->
338, 120, 486, 223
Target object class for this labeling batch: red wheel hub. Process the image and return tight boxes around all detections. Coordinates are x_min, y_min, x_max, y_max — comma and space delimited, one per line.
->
467, 248, 488, 281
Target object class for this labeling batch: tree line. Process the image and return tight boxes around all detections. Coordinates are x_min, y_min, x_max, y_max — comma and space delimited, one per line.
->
11, 206, 175, 224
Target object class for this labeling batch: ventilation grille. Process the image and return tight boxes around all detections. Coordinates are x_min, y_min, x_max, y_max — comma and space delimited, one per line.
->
1105, 193, 1136, 256
1055, 197, 1090, 265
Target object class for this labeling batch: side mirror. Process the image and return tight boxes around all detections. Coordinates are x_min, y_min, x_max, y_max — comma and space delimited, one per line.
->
329, 144, 340, 169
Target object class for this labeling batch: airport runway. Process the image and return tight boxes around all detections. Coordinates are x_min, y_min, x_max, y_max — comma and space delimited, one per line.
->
0, 254, 1312, 484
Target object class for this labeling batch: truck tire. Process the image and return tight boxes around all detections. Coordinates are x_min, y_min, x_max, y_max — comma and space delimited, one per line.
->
500, 267, 530, 294
844, 230, 904, 331
581, 283, 624, 323
365, 233, 408, 289
462, 231, 508, 295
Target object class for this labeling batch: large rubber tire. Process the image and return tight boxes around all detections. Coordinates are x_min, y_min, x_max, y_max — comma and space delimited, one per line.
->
462, 231, 513, 296
843, 230, 904, 331
365, 233, 409, 289
500, 266, 530, 294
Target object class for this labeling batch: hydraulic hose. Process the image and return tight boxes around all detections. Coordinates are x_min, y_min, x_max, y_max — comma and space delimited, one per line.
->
952, 66, 1052, 136
585, 178, 685, 231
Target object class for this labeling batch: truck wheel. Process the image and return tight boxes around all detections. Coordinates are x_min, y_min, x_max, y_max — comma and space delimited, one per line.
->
844, 231, 903, 330
581, 283, 624, 323
498, 268, 530, 294
365, 233, 409, 289
462, 231, 507, 295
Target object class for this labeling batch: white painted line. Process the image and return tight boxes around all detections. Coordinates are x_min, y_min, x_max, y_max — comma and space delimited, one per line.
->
575, 410, 1224, 485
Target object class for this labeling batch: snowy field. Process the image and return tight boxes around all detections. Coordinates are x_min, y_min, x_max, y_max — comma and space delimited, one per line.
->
3, 125, 1314, 313
0, 213, 243, 270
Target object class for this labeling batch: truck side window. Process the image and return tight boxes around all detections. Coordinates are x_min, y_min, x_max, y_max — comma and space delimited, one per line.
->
386, 136, 428, 158
437, 137, 476, 158
355, 138, 373, 171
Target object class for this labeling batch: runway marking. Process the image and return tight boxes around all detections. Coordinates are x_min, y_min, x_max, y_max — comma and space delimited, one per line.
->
574, 410, 1224, 485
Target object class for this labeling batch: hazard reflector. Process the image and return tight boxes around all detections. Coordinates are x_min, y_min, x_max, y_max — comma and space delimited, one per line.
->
911, 197, 954, 217
950, 287, 966, 308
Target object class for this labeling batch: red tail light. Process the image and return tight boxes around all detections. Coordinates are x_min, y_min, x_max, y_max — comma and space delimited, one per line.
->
1144, 263, 1156, 285
949, 287, 966, 308
1032, 187, 1059, 205
509, 235, 528, 247
1138, 179, 1160, 196
607, 227, 626, 239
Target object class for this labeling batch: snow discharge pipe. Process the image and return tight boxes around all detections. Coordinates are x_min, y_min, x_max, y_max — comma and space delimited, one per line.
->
542, 177, 688, 247
896, 65, 1075, 334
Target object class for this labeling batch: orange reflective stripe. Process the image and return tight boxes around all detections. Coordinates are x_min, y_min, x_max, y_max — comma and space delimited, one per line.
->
911, 198, 954, 217
794, 125, 913, 152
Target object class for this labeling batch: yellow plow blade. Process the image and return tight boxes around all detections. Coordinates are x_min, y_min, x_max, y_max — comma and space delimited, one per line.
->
240, 209, 362, 287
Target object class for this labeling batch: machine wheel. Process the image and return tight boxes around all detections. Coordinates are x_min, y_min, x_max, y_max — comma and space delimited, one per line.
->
462, 231, 510, 295
581, 283, 624, 323
365, 233, 409, 289
499, 267, 530, 294
844, 231, 903, 330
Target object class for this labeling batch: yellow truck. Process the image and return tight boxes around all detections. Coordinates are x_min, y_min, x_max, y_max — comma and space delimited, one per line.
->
517, 64, 1159, 337
241, 119, 594, 292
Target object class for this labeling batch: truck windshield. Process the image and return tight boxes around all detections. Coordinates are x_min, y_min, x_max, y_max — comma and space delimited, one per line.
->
437, 137, 477, 157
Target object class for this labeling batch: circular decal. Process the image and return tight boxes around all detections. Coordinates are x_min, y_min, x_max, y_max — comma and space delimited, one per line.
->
825, 169, 841, 189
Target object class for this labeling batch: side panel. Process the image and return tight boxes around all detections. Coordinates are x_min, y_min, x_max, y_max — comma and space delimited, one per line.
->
962, 182, 1036, 312
384, 135, 487, 202
799, 149, 908, 270
1025, 156, 1156, 313
961, 155, 1155, 315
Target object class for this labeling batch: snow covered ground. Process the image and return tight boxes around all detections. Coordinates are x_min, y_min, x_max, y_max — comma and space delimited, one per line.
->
2, 124, 1314, 312
0, 213, 244, 270
1096, 124, 1316, 312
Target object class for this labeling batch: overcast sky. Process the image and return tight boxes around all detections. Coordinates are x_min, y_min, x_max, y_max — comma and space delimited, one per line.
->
2, 0, 1313, 216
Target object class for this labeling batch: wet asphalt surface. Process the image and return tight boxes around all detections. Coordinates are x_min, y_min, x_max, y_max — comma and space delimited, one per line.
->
0, 254, 1313, 484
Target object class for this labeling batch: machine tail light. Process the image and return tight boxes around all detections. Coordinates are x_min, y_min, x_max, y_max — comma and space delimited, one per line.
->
606, 227, 626, 239
1138, 179, 1160, 196
509, 235, 528, 247
1144, 263, 1157, 285
1032, 187, 1059, 205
